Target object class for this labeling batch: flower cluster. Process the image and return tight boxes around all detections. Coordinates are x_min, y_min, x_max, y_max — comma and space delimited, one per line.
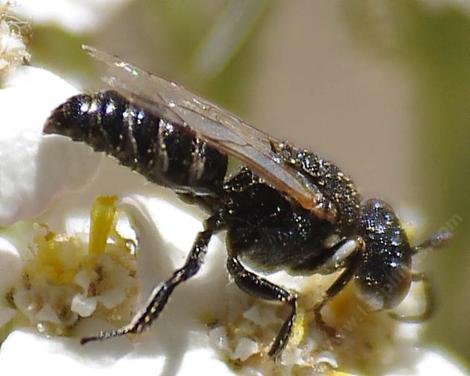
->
0, 47, 466, 376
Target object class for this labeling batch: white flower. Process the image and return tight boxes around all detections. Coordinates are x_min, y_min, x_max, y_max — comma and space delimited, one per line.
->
0, 3, 30, 78
0, 66, 466, 376
13, 0, 131, 33
0, 66, 231, 375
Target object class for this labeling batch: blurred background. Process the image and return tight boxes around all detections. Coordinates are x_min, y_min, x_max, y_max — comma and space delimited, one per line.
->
7, 0, 470, 370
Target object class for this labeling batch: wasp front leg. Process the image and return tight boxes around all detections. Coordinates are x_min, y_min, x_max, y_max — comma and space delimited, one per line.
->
389, 272, 434, 322
313, 236, 365, 342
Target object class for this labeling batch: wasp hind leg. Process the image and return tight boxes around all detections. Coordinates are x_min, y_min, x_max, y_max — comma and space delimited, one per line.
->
80, 214, 223, 345
389, 272, 434, 322
226, 256, 297, 359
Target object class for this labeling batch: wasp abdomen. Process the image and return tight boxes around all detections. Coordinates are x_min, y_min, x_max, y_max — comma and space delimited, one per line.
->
44, 90, 228, 195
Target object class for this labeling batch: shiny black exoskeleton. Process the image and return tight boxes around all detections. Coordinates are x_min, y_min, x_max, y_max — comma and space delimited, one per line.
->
43, 89, 448, 358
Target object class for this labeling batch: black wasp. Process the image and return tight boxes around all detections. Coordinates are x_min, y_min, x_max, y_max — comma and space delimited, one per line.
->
43, 46, 450, 358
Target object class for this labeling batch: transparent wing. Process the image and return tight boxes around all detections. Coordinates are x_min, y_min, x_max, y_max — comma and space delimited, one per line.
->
83, 45, 323, 213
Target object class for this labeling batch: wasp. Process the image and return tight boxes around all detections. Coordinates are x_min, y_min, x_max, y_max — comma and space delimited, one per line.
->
43, 46, 451, 358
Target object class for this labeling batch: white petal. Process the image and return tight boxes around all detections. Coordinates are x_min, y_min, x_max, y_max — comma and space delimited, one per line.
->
0, 66, 102, 225
0, 237, 21, 292
387, 350, 468, 376
0, 237, 21, 327
231, 337, 259, 361
35, 304, 62, 324
0, 329, 231, 376
14, 0, 131, 33
71, 294, 97, 318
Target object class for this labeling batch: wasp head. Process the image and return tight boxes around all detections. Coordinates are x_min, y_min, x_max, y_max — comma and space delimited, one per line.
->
355, 199, 413, 311
354, 198, 453, 313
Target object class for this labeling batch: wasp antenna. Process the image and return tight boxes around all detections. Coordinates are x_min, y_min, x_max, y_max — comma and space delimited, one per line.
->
413, 229, 453, 254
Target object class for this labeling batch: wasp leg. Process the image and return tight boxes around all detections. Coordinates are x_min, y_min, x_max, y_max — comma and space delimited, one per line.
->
389, 272, 434, 322
80, 215, 223, 345
313, 236, 365, 342
227, 256, 297, 359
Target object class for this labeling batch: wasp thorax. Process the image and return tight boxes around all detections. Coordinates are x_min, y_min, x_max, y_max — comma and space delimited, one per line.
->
355, 199, 413, 310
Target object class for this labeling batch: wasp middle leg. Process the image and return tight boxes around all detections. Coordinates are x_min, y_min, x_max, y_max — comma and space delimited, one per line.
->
226, 256, 297, 359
